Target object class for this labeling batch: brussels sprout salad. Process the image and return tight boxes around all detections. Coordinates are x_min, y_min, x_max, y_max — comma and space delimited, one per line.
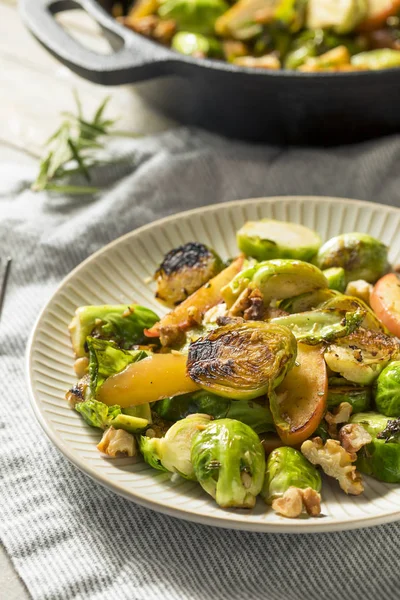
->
112, 0, 400, 70
66, 218, 400, 519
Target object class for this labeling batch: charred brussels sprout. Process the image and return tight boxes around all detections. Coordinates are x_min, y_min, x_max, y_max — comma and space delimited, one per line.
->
350, 412, 400, 483
377, 418, 400, 444
261, 447, 321, 504
321, 294, 383, 332
140, 414, 213, 478
271, 307, 364, 344
374, 361, 400, 417
236, 219, 321, 262
327, 385, 371, 414
187, 321, 297, 400
158, 0, 228, 35
324, 328, 400, 385
323, 267, 346, 293
222, 259, 328, 307
69, 304, 159, 357
153, 390, 275, 433
154, 242, 223, 306
172, 32, 223, 57
191, 418, 265, 507
315, 233, 388, 284
351, 49, 400, 69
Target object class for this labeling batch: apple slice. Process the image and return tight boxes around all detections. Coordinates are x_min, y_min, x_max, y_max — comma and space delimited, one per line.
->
145, 255, 244, 339
271, 343, 328, 446
370, 273, 400, 337
358, 0, 400, 32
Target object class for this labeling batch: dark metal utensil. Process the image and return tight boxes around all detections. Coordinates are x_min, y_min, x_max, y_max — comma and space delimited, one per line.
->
0, 257, 12, 321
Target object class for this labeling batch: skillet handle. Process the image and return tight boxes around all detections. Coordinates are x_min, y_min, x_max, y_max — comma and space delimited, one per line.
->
19, 0, 172, 85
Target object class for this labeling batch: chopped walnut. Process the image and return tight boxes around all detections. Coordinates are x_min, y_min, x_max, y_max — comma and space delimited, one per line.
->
97, 427, 136, 458
272, 487, 321, 518
65, 374, 90, 408
159, 325, 186, 347
73, 356, 89, 379
301, 437, 364, 495
244, 289, 265, 321
229, 287, 252, 317
203, 302, 227, 325
345, 280, 373, 306
339, 423, 372, 455
325, 402, 353, 438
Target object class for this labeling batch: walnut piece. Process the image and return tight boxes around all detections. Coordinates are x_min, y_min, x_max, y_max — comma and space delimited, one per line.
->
339, 423, 372, 455
272, 487, 321, 518
301, 437, 364, 495
325, 402, 353, 437
97, 427, 136, 458
345, 280, 373, 306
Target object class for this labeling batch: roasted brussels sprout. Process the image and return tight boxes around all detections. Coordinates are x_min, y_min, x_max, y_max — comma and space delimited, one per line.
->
187, 321, 297, 400
315, 233, 388, 285
324, 328, 400, 385
306, 0, 367, 34
222, 259, 328, 307
279, 288, 338, 313
153, 389, 275, 433
374, 361, 400, 417
351, 48, 400, 69
327, 385, 371, 414
75, 399, 149, 432
323, 267, 346, 293
191, 418, 265, 507
172, 31, 223, 57
69, 304, 159, 357
261, 447, 321, 504
271, 307, 364, 344
236, 219, 321, 262
140, 413, 213, 478
87, 337, 148, 396
350, 412, 400, 483
154, 242, 223, 306
158, 0, 229, 34
321, 294, 383, 332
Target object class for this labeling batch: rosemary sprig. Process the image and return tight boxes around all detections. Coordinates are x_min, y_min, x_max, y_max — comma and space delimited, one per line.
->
32, 92, 130, 195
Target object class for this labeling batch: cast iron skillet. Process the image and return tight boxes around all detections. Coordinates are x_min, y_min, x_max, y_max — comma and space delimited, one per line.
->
19, 0, 400, 144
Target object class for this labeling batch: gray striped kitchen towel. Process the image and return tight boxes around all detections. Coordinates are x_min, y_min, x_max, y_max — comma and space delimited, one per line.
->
1, 127, 400, 600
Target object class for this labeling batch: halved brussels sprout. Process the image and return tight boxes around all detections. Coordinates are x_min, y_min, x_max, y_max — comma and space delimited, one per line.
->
154, 242, 223, 306
153, 389, 275, 433
75, 399, 149, 433
171, 32, 223, 57
140, 413, 213, 478
271, 307, 364, 344
158, 0, 229, 34
69, 304, 159, 357
222, 259, 328, 308
320, 294, 383, 331
374, 361, 400, 417
187, 321, 297, 400
323, 267, 346, 293
236, 219, 321, 262
327, 385, 371, 413
261, 446, 321, 504
306, 0, 367, 34
377, 418, 400, 444
351, 48, 400, 69
324, 328, 400, 385
191, 418, 266, 507
350, 412, 400, 483
315, 233, 388, 284
279, 288, 338, 313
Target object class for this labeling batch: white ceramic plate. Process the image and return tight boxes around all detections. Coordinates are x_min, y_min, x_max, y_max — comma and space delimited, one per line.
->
27, 196, 400, 533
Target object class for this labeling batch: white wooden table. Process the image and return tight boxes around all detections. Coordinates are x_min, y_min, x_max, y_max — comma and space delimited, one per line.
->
0, 1, 173, 596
